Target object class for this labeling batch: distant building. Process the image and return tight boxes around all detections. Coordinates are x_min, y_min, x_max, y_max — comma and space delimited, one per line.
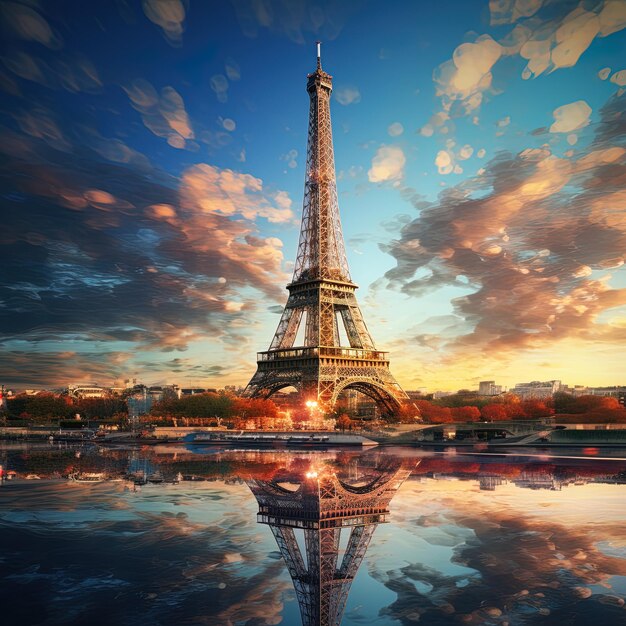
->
512, 380, 562, 399
433, 390, 454, 400
180, 388, 215, 396
479, 475, 507, 491
586, 386, 626, 397
147, 385, 180, 402
126, 383, 181, 417
67, 383, 110, 399
514, 471, 561, 490
127, 386, 151, 418
478, 381, 503, 396
223, 385, 245, 395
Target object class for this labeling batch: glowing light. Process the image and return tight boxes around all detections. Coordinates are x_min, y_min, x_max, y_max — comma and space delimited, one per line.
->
305, 471, 319, 479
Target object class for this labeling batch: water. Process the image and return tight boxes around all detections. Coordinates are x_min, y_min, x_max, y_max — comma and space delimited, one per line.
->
1, 443, 625, 625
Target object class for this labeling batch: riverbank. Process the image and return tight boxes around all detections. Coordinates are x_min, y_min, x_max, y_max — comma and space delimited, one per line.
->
3, 423, 626, 448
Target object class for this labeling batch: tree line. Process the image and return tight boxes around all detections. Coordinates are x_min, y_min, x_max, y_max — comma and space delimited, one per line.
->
411, 393, 626, 423
2, 393, 127, 421
2, 390, 624, 425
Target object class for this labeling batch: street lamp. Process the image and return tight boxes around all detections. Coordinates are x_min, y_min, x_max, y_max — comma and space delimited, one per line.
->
305, 400, 318, 429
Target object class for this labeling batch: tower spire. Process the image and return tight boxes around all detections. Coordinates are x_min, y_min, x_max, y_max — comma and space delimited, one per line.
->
316, 41, 321, 70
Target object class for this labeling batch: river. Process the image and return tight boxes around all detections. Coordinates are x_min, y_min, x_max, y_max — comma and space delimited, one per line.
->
1, 442, 625, 625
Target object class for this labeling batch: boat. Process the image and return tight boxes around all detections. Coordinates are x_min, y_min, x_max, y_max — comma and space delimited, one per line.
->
186, 431, 375, 447
189, 431, 331, 446
68, 472, 106, 482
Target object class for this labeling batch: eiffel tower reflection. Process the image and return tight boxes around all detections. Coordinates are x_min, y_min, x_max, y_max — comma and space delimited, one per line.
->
247, 459, 412, 625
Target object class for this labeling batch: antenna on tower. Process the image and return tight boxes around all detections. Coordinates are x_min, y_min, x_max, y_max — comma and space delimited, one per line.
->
316, 40, 321, 70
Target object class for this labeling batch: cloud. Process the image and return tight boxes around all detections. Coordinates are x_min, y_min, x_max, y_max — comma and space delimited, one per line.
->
229, 0, 359, 43
598, 66, 611, 80
368, 145, 406, 183
180, 163, 294, 223
379, 484, 626, 626
435, 150, 454, 175
388, 122, 404, 137
210, 74, 229, 103
0, 2, 63, 49
0, 350, 133, 387
496, 115, 511, 127
280, 148, 298, 169
549, 100, 592, 133
458, 144, 474, 160
123, 79, 194, 149
2, 50, 102, 93
142, 0, 186, 46
433, 35, 502, 114
610, 69, 626, 86
81, 128, 152, 170
489, 0, 543, 25
0, 119, 294, 385
224, 57, 241, 81
335, 85, 361, 105
383, 95, 626, 364
431, 0, 626, 120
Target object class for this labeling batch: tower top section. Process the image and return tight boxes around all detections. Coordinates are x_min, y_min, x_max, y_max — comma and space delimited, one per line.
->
307, 41, 333, 94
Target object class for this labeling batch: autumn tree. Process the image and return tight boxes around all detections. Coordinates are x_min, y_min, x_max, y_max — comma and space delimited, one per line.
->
520, 399, 554, 418
451, 406, 481, 422
414, 400, 453, 423
336, 413, 352, 432
504, 402, 526, 419
7, 393, 74, 421
481, 404, 508, 421
232, 397, 278, 418
395, 402, 422, 423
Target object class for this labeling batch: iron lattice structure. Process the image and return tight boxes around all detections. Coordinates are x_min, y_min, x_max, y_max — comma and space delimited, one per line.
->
247, 464, 412, 626
245, 45, 407, 413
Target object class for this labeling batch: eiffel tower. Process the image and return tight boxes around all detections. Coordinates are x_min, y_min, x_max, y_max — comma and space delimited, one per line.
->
245, 43, 407, 414
247, 462, 412, 626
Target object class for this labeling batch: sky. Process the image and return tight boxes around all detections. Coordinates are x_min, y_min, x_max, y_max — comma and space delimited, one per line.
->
0, 0, 625, 392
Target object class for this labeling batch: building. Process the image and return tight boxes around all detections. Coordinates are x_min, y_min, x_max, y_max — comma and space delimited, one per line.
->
67, 383, 111, 399
433, 390, 454, 400
512, 380, 562, 399
126, 384, 182, 417
180, 388, 215, 396
147, 385, 181, 402
478, 381, 503, 396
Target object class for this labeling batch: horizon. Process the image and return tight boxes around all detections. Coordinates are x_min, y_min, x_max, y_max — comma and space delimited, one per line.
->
1, 1, 625, 392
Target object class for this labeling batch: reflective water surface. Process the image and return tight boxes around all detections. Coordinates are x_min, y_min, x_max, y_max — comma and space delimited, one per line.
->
1, 443, 625, 626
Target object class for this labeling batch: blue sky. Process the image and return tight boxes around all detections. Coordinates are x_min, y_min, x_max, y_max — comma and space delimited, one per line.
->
1, 0, 625, 391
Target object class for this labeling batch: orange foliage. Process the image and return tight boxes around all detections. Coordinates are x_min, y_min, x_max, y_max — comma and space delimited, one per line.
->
520, 399, 554, 418
481, 404, 508, 421
396, 402, 422, 423
414, 400, 453, 423
450, 406, 481, 422
232, 397, 278, 418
